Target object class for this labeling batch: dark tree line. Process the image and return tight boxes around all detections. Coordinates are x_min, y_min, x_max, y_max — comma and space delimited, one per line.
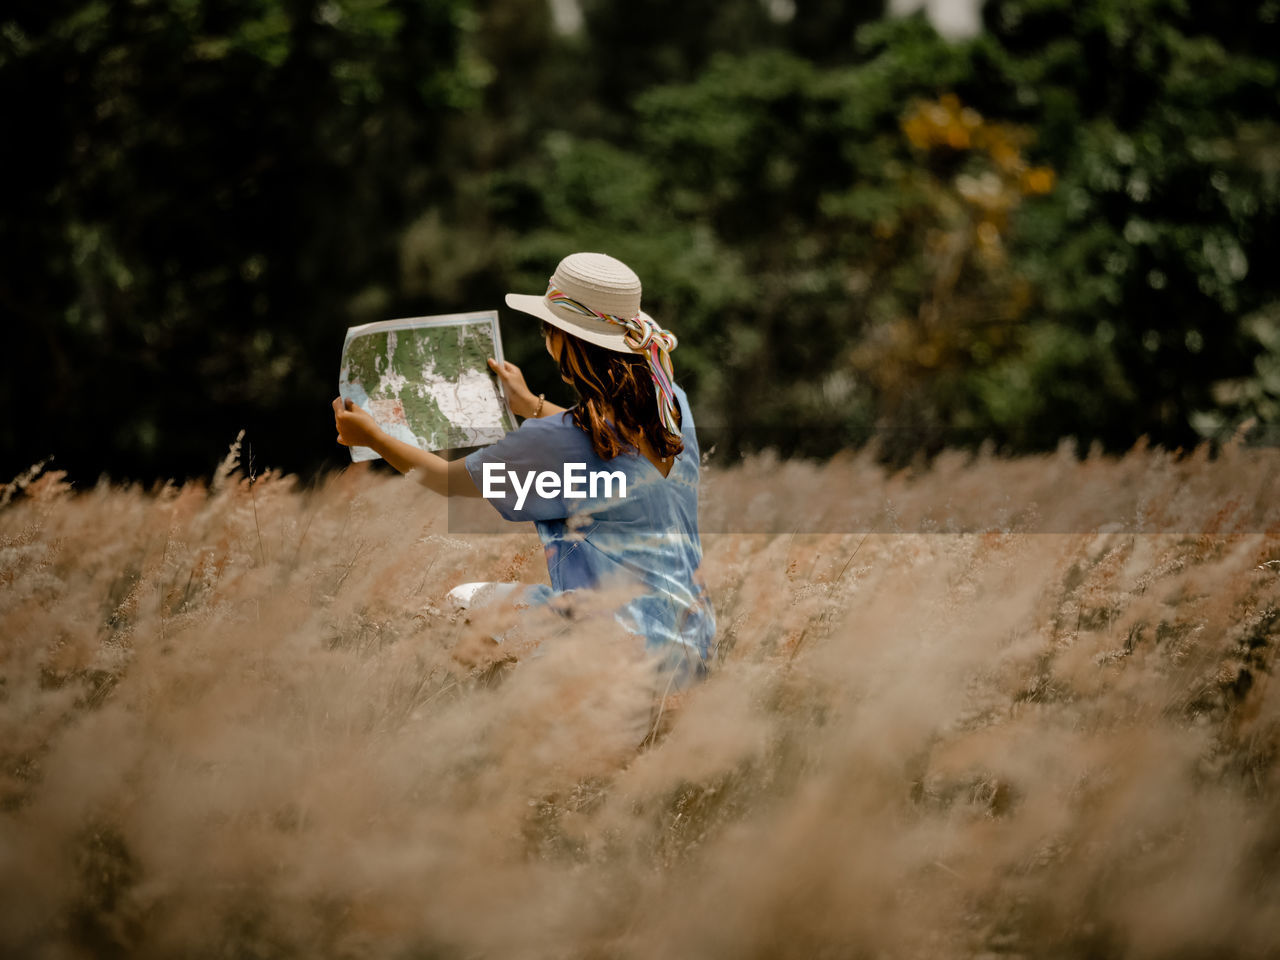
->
2, 0, 1277, 484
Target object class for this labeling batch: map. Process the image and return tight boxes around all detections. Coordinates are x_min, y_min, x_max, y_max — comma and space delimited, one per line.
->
338, 311, 516, 462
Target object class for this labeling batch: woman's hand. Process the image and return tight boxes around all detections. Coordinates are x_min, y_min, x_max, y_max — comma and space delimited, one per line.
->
488, 357, 538, 418
331, 396, 481, 497
332, 397, 381, 448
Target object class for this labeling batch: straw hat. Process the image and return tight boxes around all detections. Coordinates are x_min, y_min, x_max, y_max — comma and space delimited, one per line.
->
504, 252, 656, 353
506, 252, 682, 435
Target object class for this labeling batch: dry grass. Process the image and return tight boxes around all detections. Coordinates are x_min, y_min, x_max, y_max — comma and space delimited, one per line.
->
2, 437, 1279, 959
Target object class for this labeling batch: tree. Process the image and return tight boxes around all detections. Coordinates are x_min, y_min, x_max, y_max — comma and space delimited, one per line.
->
1, 0, 470, 481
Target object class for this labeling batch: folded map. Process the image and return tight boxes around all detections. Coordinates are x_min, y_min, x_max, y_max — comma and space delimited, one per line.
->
338, 311, 517, 462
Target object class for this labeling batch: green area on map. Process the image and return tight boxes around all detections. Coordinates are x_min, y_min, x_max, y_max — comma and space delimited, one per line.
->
342, 320, 502, 451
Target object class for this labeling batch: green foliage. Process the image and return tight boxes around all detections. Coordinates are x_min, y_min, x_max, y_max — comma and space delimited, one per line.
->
978, 0, 1280, 452
442, 1, 1280, 463
2, 0, 470, 480
1191, 303, 1280, 445
4, 0, 1279, 480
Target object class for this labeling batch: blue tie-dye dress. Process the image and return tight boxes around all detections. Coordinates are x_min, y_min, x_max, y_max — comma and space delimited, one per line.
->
464, 384, 714, 682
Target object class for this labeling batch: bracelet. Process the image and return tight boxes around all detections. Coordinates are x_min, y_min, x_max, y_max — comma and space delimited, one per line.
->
532, 393, 545, 418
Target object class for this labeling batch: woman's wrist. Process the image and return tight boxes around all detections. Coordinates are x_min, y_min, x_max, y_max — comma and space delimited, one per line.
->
358, 423, 389, 452
517, 391, 544, 418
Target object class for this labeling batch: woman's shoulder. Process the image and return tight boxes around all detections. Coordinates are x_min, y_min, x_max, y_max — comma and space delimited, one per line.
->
526, 407, 584, 434
518, 407, 599, 455
673, 383, 693, 423
507, 388, 698, 467
673, 383, 700, 455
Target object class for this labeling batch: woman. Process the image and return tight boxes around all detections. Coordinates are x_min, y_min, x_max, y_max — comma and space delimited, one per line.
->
332, 252, 714, 687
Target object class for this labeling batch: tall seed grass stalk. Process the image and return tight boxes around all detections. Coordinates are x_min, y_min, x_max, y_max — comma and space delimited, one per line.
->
1, 439, 1279, 958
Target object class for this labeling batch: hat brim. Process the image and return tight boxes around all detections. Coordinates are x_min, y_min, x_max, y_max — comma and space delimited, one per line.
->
505, 293, 650, 353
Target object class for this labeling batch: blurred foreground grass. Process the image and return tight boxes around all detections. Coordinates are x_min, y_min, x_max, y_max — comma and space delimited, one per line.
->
2, 440, 1279, 958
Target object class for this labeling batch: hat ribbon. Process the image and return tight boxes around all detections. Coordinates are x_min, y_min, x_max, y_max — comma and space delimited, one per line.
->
545, 284, 681, 437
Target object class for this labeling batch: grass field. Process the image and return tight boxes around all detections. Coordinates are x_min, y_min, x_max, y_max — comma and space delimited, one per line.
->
3, 438, 1279, 958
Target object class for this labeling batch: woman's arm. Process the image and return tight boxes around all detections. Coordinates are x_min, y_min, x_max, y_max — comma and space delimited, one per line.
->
487, 358, 567, 419
332, 398, 482, 498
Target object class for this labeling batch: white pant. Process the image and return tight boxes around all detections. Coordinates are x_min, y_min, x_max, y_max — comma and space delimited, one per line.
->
445, 581, 525, 612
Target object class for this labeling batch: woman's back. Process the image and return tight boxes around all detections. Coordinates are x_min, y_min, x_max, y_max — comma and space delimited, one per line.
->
464, 383, 714, 671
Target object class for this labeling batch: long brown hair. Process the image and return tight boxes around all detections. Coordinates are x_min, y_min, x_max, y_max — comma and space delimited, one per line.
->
544, 320, 684, 462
